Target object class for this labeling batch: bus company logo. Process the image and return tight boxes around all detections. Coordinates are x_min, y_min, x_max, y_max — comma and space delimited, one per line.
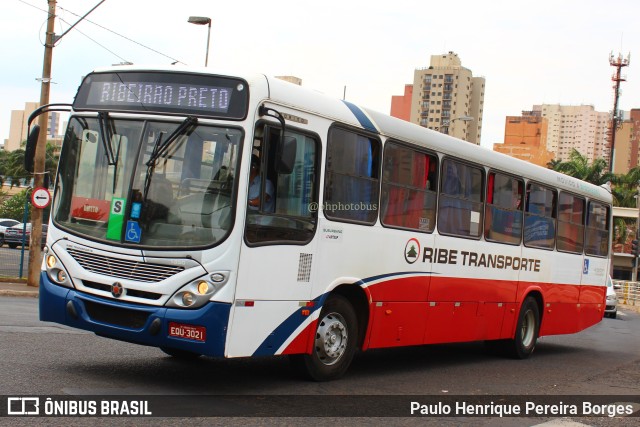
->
404, 238, 421, 264
111, 282, 124, 298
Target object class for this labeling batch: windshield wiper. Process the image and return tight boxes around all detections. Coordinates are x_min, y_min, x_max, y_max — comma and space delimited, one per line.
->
143, 116, 198, 203
97, 112, 122, 193
97, 112, 117, 166
146, 116, 198, 167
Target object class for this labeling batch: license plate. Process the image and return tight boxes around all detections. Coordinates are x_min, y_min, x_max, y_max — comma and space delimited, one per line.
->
168, 322, 206, 342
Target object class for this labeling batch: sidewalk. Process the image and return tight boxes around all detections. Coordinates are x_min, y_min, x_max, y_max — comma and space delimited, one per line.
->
0, 279, 39, 297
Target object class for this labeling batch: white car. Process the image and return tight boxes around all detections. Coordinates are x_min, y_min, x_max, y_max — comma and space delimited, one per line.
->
0, 218, 20, 247
605, 276, 618, 319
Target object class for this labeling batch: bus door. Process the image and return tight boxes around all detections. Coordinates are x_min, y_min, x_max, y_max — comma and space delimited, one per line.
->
228, 124, 321, 357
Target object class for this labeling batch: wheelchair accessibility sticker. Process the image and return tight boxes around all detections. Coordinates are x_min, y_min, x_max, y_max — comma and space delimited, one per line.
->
125, 221, 141, 243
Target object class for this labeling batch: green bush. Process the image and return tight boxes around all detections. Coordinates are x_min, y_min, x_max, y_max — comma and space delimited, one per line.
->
0, 190, 30, 221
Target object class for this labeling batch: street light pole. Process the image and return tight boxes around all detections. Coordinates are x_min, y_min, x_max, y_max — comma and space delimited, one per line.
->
188, 16, 212, 66
27, 0, 56, 287
447, 115, 474, 137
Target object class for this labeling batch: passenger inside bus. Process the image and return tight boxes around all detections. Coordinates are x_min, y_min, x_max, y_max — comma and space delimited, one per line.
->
248, 154, 274, 212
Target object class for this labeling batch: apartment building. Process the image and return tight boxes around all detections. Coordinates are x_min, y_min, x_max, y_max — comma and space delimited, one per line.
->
5, 102, 61, 152
493, 110, 554, 167
536, 104, 609, 163
391, 52, 485, 145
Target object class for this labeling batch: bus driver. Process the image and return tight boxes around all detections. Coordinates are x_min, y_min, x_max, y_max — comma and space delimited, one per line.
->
247, 154, 274, 212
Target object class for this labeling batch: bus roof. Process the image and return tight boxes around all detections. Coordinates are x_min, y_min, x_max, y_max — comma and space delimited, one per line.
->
85, 65, 612, 204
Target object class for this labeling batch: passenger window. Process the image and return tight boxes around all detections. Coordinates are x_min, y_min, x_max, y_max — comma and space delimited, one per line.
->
524, 183, 556, 249
585, 201, 609, 257
437, 159, 484, 238
324, 127, 380, 224
245, 124, 318, 245
485, 172, 523, 245
381, 142, 437, 232
557, 193, 585, 253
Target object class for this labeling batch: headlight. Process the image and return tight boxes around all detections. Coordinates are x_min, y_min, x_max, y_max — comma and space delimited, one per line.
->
44, 252, 73, 288
165, 271, 230, 309
606, 295, 617, 302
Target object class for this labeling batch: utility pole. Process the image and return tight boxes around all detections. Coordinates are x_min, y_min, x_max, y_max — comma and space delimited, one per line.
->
27, 0, 56, 287
607, 52, 630, 173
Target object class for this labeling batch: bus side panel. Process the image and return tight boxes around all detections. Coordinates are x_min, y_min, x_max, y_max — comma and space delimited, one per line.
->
423, 302, 479, 344
519, 250, 582, 336
577, 256, 608, 331
367, 302, 427, 348
538, 302, 579, 336
226, 301, 317, 357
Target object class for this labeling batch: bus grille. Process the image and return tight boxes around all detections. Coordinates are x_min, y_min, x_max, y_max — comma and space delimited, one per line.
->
82, 280, 163, 301
68, 248, 184, 283
83, 300, 150, 329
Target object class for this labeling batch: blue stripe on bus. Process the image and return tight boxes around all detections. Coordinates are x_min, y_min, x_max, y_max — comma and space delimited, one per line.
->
252, 271, 435, 356
342, 101, 378, 133
252, 300, 323, 356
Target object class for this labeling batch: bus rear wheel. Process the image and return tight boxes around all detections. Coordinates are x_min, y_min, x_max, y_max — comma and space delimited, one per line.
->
507, 296, 540, 359
293, 294, 358, 381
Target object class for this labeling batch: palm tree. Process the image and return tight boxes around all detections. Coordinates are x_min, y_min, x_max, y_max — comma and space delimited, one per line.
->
0, 141, 59, 189
551, 149, 613, 186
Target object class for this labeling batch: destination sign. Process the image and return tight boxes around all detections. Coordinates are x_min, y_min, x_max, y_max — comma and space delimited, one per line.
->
74, 71, 249, 119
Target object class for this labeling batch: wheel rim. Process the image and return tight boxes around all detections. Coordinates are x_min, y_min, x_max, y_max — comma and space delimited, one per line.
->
521, 309, 535, 348
315, 311, 348, 366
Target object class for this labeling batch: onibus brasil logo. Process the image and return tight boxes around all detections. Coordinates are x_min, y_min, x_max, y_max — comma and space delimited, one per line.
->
404, 238, 420, 264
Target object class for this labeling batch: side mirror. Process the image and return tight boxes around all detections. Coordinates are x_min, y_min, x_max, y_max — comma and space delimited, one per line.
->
276, 136, 297, 174
613, 283, 621, 290
25, 124, 40, 173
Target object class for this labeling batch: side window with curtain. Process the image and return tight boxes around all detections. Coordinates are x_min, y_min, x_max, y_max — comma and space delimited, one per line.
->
557, 192, 585, 253
485, 172, 523, 245
524, 183, 556, 249
437, 158, 484, 238
324, 127, 380, 224
245, 125, 319, 245
585, 201, 610, 257
381, 142, 437, 232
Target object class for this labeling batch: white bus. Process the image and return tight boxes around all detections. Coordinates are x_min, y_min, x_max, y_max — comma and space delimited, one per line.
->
28, 66, 612, 381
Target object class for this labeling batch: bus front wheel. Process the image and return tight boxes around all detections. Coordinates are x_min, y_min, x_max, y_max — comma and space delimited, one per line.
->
293, 294, 358, 381
507, 296, 540, 359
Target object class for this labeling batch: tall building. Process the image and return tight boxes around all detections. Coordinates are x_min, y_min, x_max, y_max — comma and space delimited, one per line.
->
610, 109, 640, 174
626, 109, 640, 168
391, 52, 485, 145
493, 110, 554, 167
5, 102, 61, 152
536, 104, 609, 163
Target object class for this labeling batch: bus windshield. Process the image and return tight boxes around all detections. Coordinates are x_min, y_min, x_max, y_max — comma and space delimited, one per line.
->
53, 115, 242, 248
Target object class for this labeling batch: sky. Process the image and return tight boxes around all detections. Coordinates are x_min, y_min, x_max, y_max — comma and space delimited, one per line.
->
1, 0, 640, 151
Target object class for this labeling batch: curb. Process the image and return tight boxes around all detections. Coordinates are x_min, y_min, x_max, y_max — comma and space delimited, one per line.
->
0, 290, 39, 298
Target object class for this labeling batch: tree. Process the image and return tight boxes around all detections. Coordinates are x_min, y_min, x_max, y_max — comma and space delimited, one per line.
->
0, 141, 59, 188
0, 189, 29, 221
549, 149, 613, 186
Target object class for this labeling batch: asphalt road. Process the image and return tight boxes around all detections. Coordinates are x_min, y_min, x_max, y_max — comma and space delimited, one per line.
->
0, 297, 639, 426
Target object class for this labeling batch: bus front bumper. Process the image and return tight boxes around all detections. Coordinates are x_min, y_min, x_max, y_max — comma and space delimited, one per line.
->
39, 272, 230, 357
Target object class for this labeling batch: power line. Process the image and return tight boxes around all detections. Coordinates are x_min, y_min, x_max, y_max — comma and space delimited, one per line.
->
58, 17, 130, 64
16, 0, 186, 65
55, 4, 185, 64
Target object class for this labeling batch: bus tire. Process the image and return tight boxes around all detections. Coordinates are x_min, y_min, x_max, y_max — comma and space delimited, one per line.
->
296, 294, 358, 381
506, 296, 540, 359
160, 346, 201, 360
